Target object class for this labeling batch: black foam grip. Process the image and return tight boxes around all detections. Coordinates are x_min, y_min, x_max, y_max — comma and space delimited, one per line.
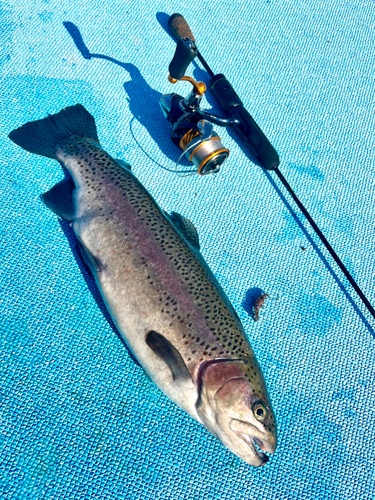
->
209, 74, 242, 111
169, 38, 197, 80
168, 13, 195, 42
209, 74, 280, 170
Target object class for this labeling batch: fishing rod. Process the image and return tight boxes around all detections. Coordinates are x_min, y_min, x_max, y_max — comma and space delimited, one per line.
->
160, 13, 375, 320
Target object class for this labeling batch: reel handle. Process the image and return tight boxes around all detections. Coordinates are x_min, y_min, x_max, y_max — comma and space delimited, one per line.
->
209, 74, 280, 170
168, 13, 196, 42
169, 37, 198, 80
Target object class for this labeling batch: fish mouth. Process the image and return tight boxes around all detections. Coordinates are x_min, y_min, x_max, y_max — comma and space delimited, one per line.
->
238, 433, 269, 465
230, 419, 271, 466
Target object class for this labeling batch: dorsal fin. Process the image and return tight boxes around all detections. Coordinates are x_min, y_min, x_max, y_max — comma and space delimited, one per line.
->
169, 211, 200, 250
146, 330, 192, 382
115, 158, 131, 170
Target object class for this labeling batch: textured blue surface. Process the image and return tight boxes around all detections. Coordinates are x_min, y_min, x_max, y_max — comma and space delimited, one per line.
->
1, 0, 375, 498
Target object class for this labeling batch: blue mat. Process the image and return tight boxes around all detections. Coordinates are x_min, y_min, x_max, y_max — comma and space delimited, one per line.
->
1, 0, 375, 498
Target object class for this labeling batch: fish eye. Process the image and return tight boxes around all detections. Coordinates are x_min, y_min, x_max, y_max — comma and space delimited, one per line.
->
252, 402, 268, 421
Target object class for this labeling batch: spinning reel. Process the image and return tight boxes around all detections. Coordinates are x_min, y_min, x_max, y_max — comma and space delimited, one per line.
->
159, 37, 239, 175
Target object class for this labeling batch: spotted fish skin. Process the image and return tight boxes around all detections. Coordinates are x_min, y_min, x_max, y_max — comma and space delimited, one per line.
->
62, 139, 260, 388
8, 105, 277, 466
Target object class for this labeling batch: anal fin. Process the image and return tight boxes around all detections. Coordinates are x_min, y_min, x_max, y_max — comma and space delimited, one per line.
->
146, 330, 192, 382
77, 237, 103, 277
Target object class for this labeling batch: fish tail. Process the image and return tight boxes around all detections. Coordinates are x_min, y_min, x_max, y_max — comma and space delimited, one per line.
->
8, 104, 99, 159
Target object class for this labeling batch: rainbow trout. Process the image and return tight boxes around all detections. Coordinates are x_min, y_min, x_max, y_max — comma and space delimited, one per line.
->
9, 104, 277, 466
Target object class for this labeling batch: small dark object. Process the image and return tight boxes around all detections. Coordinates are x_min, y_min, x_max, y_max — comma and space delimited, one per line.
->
301, 246, 306, 251
254, 294, 269, 321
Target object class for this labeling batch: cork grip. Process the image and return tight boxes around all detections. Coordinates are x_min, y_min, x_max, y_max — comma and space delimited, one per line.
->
168, 13, 196, 42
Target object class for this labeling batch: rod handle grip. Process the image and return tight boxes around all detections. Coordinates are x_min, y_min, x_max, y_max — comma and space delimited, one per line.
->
209, 74, 280, 170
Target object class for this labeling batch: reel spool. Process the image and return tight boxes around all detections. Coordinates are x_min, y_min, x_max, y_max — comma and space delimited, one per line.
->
181, 132, 229, 175
171, 108, 229, 175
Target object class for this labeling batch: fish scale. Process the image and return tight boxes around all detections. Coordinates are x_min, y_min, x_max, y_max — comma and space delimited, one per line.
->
8, 104, 277, 466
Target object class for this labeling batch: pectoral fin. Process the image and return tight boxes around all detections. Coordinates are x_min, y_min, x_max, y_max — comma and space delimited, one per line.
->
169, 212, 200, 250
146, 330, 192, 382
40, 179, 75, 221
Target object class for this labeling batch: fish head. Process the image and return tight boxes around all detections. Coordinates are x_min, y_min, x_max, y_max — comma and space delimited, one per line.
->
196, 358, 277, 467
